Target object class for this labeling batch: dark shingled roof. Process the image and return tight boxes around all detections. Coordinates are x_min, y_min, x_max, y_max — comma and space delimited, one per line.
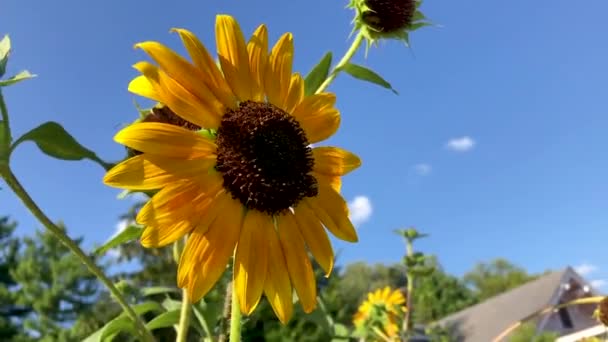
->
437, 268, 573, 342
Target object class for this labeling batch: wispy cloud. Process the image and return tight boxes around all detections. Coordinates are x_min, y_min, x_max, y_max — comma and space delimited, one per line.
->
413, 163, 432, 176
591, 279, 607, 289
575, 263, 598, 276
114, 219, 131, 237
446, 136, 476, 152
348, 196, 373, 226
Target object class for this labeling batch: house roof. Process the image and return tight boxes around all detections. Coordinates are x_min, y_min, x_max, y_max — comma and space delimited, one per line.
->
437, 267, 594, 342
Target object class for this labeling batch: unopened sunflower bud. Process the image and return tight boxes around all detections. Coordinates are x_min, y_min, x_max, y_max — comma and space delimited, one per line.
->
348, 0, 430, 47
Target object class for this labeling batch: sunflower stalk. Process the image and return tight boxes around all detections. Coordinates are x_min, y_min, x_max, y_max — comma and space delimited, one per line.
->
175, 238, 192, 342
229, 281, 242, 342
403, 238, 415, 335
0, 89, 10, 161
0, 167, 155, 342
314, 31, 365, 94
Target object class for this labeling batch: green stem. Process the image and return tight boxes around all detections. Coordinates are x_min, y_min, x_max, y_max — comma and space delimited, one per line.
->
176, 288, 191, 342
175, 238, 191, 342
0, 89, 11, 160
315, 31, 365, 94
228, 282, 242, 342
403, 240, 414, 335
0, 167, 155, 342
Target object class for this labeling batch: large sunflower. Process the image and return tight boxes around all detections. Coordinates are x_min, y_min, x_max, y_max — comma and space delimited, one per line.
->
103, 14, 361, 323
353, 286, 406, 340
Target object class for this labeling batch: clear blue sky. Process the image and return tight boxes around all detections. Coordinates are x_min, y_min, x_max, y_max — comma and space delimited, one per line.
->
2, 0, 608, 287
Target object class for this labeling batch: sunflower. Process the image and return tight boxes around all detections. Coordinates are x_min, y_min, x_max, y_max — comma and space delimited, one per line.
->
353, 286, 407, 340
103, 14, 361, 323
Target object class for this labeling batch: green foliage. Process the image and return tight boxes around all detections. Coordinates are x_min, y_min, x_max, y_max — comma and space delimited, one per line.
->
464, 258, 537, 301
413, 258, 477, 324
338, 62, 398, 94
11, 122, 110, 169
0, 35, 10, 78
94, 225, 143, 256
304, 52, 332, 96
508, 323, 559, 342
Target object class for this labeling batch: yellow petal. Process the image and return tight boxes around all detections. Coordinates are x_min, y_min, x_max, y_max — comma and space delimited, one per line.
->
293, 204, 334, 276
263, 227, 293, 324
170, 28, 237, 109
313, 172, 341, 193
276, 212, 317, 313
284, 73, 304, 114
156, 70, 222, 129
176, 191, 233, 287
128, 75, 161, 101
216, 15, 254, 101
247, 25, 268, 102
304, 184, 358, 242
136, 173, 223, 229
135, 41, 229, 113
103, 154, 215, 190
114, 122, 217, 159
234, 210, 271, 314
179, 196, 243, 302
265, 33, 294, 110
312, 147, 361, 176
292, 93, 340, 144
129, 62, 163, 101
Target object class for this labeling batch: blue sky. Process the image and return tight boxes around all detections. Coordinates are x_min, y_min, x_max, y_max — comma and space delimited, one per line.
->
2, 0, 608, 288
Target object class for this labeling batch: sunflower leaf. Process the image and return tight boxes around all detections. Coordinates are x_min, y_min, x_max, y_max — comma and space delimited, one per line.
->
0, 70, 36, 87
0, 35, 10, 78
304, 51, 332, 96
94, 225, 142, 256
338, 62, 398, 95
142, 286, 180, 297
146, 309, 181, 330
12, 121, 112, 169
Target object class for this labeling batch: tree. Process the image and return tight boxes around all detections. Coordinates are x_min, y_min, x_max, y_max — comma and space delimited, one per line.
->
0, 216, 29, 341
508, 323, 559, 342
463, 258, 536, 301
10, 223, 102, 341
413, 261, 477, 324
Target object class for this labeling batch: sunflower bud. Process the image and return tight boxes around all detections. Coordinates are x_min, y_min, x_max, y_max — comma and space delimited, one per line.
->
348, 0, 430, 47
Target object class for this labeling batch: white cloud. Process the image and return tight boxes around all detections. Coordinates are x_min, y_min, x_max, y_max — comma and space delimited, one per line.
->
591, 279, 607, 289
348, 196, 373, 226
446, 136, 476, 152
106, 248, 121, 259
414, 163, 432, 176
114, 219, 131, 237
575, 263, 598, 276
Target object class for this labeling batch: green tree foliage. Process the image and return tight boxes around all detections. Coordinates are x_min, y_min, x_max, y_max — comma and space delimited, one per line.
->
0, 217, 29, 340
0, 217, 105, 341
463, 258, 537, 301
413, 260, 477, 324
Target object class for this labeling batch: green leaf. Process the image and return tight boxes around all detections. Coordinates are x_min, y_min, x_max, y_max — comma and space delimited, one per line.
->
409, 22, 432, 32
146, 309, 181, 330
339, 63, 398, 94
0, 70, 36, 87
331, 323, 351, 341
142, 286, 180, 297
161, 298, 182, 311
0, 35, 10, 78
100, 317, 137, 342
304, 52, 332, 96
12, 121, 111, 169
94, 225, 142, 256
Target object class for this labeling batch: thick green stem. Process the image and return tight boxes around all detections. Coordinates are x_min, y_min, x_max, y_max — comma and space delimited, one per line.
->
0, 167, 155, 342
403, 240, 415, 335
176, 289, 191, 342
175, 238, 191, 342
228, 282, 242, 342
0, 89, 11, 160
315, 31, 365, 94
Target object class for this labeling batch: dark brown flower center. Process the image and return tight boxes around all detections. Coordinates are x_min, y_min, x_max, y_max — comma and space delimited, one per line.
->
362, 0, 416, 33
128, 106, 200, 156
215, 100, 317, 215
